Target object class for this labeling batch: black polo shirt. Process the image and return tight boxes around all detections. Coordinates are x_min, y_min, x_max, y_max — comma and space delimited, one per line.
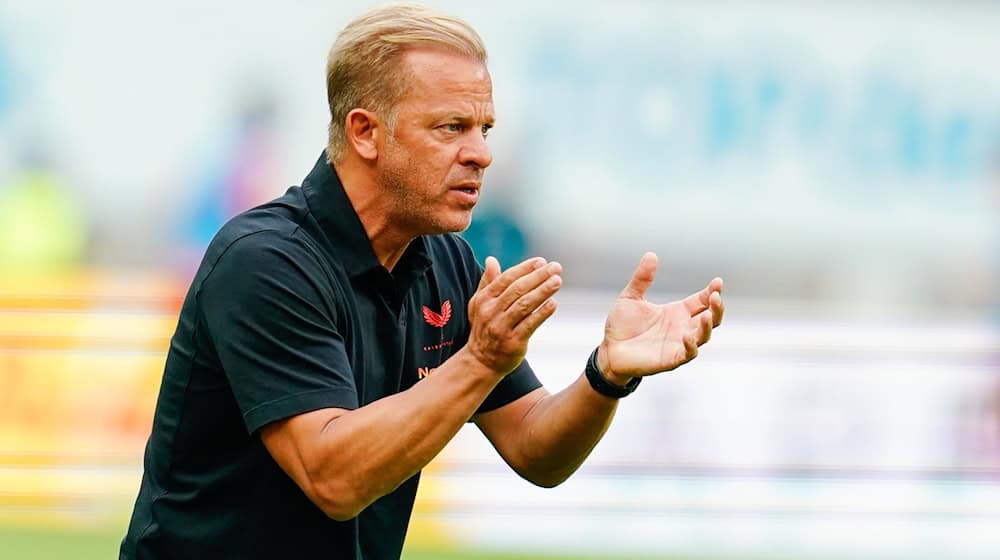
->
121, 153, 541, 560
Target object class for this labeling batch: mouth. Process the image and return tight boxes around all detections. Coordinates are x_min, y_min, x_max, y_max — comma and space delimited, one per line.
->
449, 183, 481, 205
451, 182, 481, 194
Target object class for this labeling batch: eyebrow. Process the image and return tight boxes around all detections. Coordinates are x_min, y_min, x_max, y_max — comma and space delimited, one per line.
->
441, 113, 495, 127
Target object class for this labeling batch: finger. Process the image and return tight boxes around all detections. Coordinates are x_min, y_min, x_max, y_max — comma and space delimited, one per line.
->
477, 256, 502, 291
501, 271, 563, 329
619, 252, 658, 300
681, 277, 724, 316
496, 261, 562, 311
512, 297, 559, 339
680, 287, 711, 316
710, 277, 724, 294
693, 308, 714, 346
671, 335, 698, 369
709, 290, 724, 328
683, 334, 699, 363
481, 257, 547, 298
684, 334, 699, 361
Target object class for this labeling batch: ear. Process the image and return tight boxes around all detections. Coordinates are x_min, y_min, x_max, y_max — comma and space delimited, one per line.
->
344, 109, 380, 161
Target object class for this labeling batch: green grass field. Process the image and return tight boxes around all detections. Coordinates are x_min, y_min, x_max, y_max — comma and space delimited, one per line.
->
0, 525, 684, 560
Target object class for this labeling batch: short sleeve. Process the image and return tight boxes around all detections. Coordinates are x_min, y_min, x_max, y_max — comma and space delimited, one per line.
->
199, 232, 358, 434
477, 359, 542, 413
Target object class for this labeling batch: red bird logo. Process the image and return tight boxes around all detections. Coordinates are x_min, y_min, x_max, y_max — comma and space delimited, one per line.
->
422, 300, 452, 328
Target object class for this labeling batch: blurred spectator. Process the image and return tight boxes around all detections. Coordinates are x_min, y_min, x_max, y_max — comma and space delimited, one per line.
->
0, 163, 87, 272
175, 87, 280, 269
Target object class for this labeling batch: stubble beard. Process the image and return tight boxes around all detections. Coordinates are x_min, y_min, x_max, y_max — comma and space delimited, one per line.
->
378, 151, 472, 237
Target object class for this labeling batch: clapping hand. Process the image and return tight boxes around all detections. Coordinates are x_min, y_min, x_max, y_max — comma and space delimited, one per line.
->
597, 253, 724, 385
467, 256, 563, 376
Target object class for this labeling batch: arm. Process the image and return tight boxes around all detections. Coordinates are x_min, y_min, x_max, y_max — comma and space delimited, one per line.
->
261, 256, 563, 520
476, 252, 725, 487
262, 348, 498, 520
475, 379, 615, 488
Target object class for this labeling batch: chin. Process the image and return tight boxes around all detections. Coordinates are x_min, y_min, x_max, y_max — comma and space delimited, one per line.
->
434, 220, 471, 235
440, 220, 473, 235
433, 212, 474, 234
407, 204, 475, 236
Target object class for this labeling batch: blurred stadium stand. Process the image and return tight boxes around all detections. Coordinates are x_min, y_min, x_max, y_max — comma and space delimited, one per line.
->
0, 1, 997, 558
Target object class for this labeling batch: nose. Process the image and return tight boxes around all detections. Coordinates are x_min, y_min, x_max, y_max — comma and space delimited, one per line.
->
458, 132, 492, 169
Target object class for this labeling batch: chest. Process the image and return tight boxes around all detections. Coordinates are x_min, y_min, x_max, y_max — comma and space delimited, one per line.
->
338, 272, 467, 405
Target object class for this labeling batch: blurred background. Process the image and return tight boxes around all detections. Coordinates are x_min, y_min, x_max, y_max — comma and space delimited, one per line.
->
0, 0, 997, 558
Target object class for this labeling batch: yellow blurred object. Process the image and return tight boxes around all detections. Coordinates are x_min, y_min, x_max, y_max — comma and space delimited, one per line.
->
0, 269, 180, 527
407, 461, 457, 551
0, 312, 175, 352
0, 352, 165, 457
0, 170, 87, 272
0, 269, 183, 311
0, 267, 468, 543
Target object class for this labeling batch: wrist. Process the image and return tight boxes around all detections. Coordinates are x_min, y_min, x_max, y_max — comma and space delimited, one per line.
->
586, 346, 641, 399
596, 344, 633, 387
456, 346, 513, 380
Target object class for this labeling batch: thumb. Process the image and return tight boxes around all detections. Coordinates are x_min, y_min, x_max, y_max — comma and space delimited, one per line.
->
477, 256, 502, 290
619, 252, 658, 300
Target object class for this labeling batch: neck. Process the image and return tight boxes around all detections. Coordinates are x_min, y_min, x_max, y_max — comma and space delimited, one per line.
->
333, 157, 413, 271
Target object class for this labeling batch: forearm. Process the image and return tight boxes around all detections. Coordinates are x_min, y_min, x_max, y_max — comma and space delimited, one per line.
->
480, 255, 724, 488
514, 372, 619, 487
308, 348, 499, 518
265, 256, 565, 519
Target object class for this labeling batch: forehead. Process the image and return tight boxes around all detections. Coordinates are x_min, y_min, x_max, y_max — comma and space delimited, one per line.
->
397, 48, 493, 110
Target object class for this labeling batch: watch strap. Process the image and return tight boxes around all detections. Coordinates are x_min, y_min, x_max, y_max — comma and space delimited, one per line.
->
584, 347, 641, 398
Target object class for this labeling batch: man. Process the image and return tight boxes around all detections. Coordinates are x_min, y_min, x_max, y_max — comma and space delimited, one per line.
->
121, 4, 724, 559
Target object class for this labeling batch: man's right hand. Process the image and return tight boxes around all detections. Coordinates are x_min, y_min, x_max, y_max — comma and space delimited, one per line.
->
465, 256, 562, 375
262, 255, 562, 521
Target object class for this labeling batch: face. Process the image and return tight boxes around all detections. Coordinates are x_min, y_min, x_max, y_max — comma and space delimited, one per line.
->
375, 48, 495, 236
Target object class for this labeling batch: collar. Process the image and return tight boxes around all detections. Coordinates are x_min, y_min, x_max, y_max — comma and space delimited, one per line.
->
301, 151, 432, 282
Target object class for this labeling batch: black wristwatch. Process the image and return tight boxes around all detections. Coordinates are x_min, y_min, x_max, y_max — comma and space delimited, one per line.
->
585, 347, 641, 399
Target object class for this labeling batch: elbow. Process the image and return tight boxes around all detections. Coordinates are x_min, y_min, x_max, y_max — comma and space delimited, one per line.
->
514, 463, 572, 489
309, 477, 366, 521
525, 472, 569, 489
508, 448, 576, 488
323, 502, 363, 523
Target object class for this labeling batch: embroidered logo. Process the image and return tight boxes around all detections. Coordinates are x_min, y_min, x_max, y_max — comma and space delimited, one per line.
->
418, 366, 437, 379
422, 300, 452, 328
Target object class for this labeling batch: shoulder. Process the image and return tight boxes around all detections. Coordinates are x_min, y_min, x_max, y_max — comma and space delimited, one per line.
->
225, 230, 318, 267
193, 227, 342, 329
196, 217, 332, 302
196, 188, 330, 275
206, 190, 311, 260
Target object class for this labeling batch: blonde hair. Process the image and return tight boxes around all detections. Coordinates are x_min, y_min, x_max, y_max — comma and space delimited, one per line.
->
326, 3, 488, 163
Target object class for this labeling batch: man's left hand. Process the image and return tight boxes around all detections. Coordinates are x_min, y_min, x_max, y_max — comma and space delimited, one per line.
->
597, 252, 724, 386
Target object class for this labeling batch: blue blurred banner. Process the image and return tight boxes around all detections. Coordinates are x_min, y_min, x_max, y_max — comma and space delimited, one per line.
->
0, 0, 994, 307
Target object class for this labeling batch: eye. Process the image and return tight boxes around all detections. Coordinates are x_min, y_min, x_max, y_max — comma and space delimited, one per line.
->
442, 123, 465, 133
481, 124, 492, 138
